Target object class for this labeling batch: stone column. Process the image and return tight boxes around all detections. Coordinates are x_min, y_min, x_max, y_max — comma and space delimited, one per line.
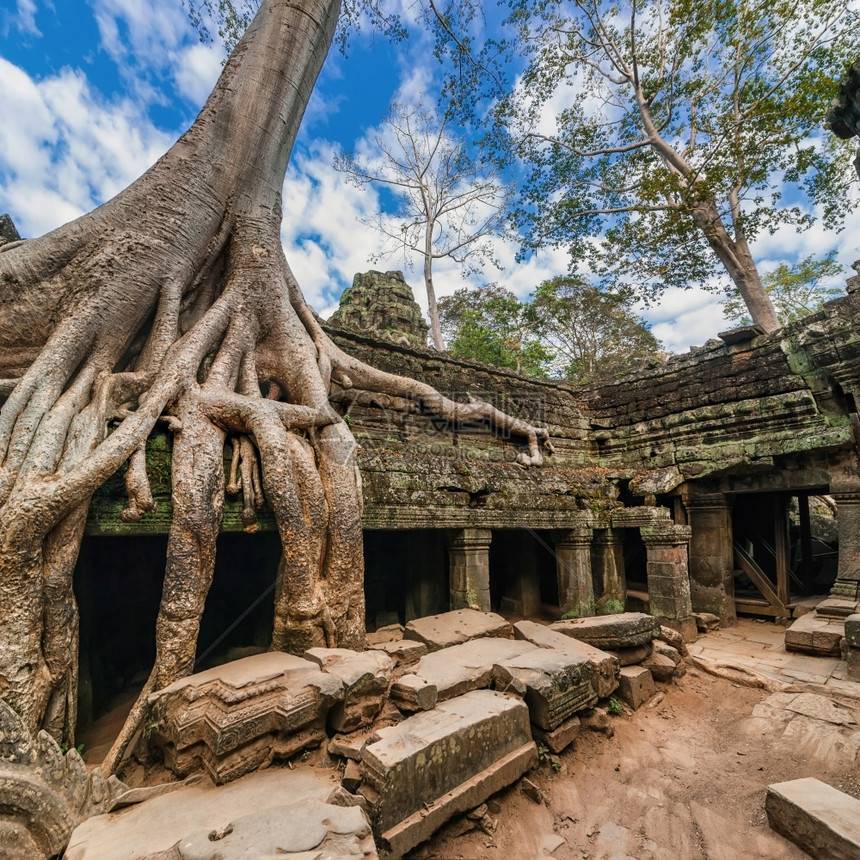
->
641, 524, 696, 641
554, 527, 594, 616
448, 528, 492, 611
685, 493, 736, 626
819, 487, 860, 616
591, 528, 626, 609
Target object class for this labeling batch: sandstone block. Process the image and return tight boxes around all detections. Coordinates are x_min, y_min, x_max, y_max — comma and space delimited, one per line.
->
359, 690, 536, 857
642, 652, 676, 683
513, 620, 620, 698
409, 638, 535, 702
845, 614, 860, 649
367, 638, 428, 667
607, 643, 652, 666
66, 768, 377, 860
492, 648, 597, 730
766, 777, 860, 860
550, 612, 659, 650
366, 623, 404, 646
403, 609, 512, 651
617, 666, 655, 710
533, 715, 580, 754
694, 612, 720, 632
652, 640, 681, 665
785, 613, 844, 657
329, 729, 376, 761
147, 653, 344, 784
390, 674, 438, 712
655, 625, 689, 657
304, 647, 393, 733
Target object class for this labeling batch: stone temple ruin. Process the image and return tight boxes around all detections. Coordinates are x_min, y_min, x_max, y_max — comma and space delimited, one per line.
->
1, 258, 854, 857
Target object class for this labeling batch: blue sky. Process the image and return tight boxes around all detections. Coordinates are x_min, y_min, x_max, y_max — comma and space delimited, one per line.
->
0, 0, 857, 353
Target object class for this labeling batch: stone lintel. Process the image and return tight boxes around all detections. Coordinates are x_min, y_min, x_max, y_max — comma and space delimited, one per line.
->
640, 524, 692, 546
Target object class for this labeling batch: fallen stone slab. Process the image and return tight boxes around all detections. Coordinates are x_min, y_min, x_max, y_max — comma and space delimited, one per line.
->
403, 609, 512, 651
766, 777, 860, 860
550, 612, 659, 650
653, 640, 682, 666
492, 648, 597, 730
147, 653, 344, 784
359, 690, 536, 857
694, 612, 720, 633
304, 647, 393, 732
784, 612, 844, 657
617, 666, 655, 710
514, 620, 620, 698
366, 623, 404, 646
606, 643, 652, 666
66, 767, 376, 860
367, 639, 428, 667
407, 638, 536, 702
389, 674, 438, 712
642, 652, 676, 683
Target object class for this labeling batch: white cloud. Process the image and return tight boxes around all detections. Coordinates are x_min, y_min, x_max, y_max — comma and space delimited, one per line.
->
7, 0, 40, 37
173, 42, 223, 105
0, 59, 173, 237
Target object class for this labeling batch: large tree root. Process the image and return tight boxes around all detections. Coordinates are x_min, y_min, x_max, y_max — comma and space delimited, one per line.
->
0, 0, 553, 777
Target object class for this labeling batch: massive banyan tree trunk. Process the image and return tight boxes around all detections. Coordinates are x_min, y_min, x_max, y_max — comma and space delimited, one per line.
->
0, 0, 551, 770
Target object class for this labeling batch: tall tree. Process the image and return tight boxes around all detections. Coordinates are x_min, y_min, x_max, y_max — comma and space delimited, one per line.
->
500, 0, 858, 331
439, 285, 552, 376
721, 252, 845, 325
333, 99, 509, 350
533, 277, 663, 383
0, 0, 551, 769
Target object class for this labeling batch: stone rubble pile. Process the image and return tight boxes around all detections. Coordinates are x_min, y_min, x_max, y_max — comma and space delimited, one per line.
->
66, 609, 691, 859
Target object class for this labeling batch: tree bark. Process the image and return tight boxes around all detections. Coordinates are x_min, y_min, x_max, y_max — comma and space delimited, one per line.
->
0, 0, 551, 754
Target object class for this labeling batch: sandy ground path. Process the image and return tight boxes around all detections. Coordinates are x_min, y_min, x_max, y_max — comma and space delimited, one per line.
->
411, 666, 860, 860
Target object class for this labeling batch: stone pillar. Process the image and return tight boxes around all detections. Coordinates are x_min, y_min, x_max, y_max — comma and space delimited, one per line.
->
685, 493, 737, 626
448, 529, 492, 611
641, 524, 696, 642
819, 488, 860, 616
554, 527, 594, 616
591, 528, 626, 610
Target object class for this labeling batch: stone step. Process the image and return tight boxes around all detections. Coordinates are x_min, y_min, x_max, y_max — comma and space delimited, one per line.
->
358, 689, 536, 857
766, 777, 860, 859
784, 612, 844, 657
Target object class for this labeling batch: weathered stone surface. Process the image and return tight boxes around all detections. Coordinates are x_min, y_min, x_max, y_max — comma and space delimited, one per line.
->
0, 701, 128, 860
404, 609, 512, 651
342, 759, 362, 793
551, 612, 659, 650
409, 638, 535, 702
390, 673, 438, 712
642, 652, 677, 683
533, 715, 581, 754
784, 612, 845, 657
327, 270, 429, 347
652, 640, 682, 665
784, 693, 857, 727
359, 690, 536, 857
366, 623, 405, 646
492, 648, 597, 730
845, 614, 860, 648
147, 653, 345, 784
367, 638, 428, 667
0, 213, 21, 246
514, 620, 620, 698
766, 777, 860, 860
694, 612, 720, 633
329, 729, 376, 762
606, 643, 652, 666
617, 666, 655, 710
66, 768, 376, 860
304, 647, 393, 732
655, 625, 689, 657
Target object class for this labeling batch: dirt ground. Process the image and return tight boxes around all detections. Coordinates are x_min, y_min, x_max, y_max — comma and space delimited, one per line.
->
409, 668, 860, 860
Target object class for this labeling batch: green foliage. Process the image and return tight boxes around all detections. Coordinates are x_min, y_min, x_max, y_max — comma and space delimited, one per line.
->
561, 596, 597, 619
722, 252, 845, 325
439, 284, 552, 376
607, 697, 623, 717
537, 742, 562, 771
532, 277, 663, 384
599, 598, 626, 616
500, 0, 859, 318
